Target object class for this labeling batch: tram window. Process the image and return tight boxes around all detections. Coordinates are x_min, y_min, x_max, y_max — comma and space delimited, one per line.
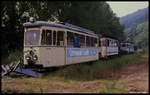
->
101, 39, 105, 46
53, 31, 56, 45
57, 31, 64, 46
106, 39, 109, 46
41, 30, 52, 45
67, 32, 74, 47
109, 40, 111, 46
86, 36, 90, 47
114, 41, 116, 46
122, 44, 125, 47
91, 37, 97, 47
102, 40, 105, 46
115, 41, 117, 47
103, 40, 105, 46
114, 41, 116, 47
41, 30, 46, 45
112, 41, 114, 47
103, 39, 106, 46
101, 39, 104, 46
94, 38, 98, 47
113, 41, 115, 47
79, 34, 85, 47
46, 30, 52, 45
91, 37, 94, 47
74, 33, 80, 47
25, 29, 40, 45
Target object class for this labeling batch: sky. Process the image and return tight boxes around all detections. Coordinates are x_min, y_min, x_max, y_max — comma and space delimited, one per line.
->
107, 1, 149, 17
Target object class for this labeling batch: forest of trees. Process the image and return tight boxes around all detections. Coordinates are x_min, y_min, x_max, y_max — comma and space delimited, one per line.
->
1, 1, 124, 57
124, 21, 148, 50
121, 7, 149, 51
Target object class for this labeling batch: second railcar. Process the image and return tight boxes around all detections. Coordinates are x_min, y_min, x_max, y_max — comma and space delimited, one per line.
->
98, 36, 119, 58
120, 42, 134, 53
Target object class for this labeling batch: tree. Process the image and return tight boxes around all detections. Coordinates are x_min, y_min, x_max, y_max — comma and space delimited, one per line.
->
1, 1, 125, 56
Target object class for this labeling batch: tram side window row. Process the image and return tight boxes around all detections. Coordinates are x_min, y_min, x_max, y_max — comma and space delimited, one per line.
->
67, 31, 98, 48
100, 39, 118, 47
41, 30, 64, 46
41, 29, 98, 48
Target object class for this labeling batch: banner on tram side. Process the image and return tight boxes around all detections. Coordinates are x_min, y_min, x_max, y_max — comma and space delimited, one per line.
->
66, 48, 98, 58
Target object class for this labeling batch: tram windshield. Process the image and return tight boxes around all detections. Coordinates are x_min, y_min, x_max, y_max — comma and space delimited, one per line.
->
25, 30, 40, 45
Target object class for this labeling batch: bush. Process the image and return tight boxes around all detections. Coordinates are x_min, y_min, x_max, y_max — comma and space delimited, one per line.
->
7, 50, 22, 63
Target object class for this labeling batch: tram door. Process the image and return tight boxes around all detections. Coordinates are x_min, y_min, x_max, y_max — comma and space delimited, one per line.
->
39, 30, 65, 67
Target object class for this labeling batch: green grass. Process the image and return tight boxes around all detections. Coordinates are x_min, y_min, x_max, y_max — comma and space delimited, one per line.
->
8, 50, 22, 62
3, 50, 146, 81
43, 53, 143, 81
99, 80, 126, 93
22, 87, 35, 93
2, 52, 148, 93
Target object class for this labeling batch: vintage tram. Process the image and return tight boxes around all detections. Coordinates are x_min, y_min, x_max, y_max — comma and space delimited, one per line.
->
98, 35, 119, 58
23, 18, 132, 68
120, 42, 134, 53
23, 18, 99, 68
1, 18, 135, 77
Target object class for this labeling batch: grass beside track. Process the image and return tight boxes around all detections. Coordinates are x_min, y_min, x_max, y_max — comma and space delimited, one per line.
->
2, 52, 148, 93
43, 52, 143, 81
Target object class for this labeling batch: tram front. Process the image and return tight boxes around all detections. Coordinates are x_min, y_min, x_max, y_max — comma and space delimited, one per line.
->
23, 26, 41, 68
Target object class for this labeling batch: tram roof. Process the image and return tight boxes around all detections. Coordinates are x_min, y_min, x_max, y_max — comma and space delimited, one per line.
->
23, 21, 98, 37
101, 34, 119, 41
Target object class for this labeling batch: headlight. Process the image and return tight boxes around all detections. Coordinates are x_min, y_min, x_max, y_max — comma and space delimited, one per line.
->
33, 55, 38, 60
26, 57, 30, 60
33, 57, 37, 60
25, 55, 30, 60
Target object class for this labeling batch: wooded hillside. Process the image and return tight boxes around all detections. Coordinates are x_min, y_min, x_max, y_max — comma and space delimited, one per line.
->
124, 21, 148, 50
121, 7, 149, 50
120, 7, 148, 29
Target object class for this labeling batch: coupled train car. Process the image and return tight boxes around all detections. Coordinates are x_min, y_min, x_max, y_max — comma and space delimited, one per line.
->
98, 35, 119, 58
23, 18, 134, 68
120, 42, 134, 54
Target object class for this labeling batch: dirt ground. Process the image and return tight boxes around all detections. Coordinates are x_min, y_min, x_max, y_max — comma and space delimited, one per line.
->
1, 60, 149, 93
108, 60, 149, 93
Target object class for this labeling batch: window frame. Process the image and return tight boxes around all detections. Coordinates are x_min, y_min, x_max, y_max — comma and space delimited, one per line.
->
24, 28, 41, 46
41, 29, 52, 46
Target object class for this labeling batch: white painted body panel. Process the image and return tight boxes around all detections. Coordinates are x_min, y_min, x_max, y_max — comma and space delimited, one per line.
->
39, 47, 65, 67
101, 46, 118, 57
24, 47, 99, 67
120, 47, 134, 53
